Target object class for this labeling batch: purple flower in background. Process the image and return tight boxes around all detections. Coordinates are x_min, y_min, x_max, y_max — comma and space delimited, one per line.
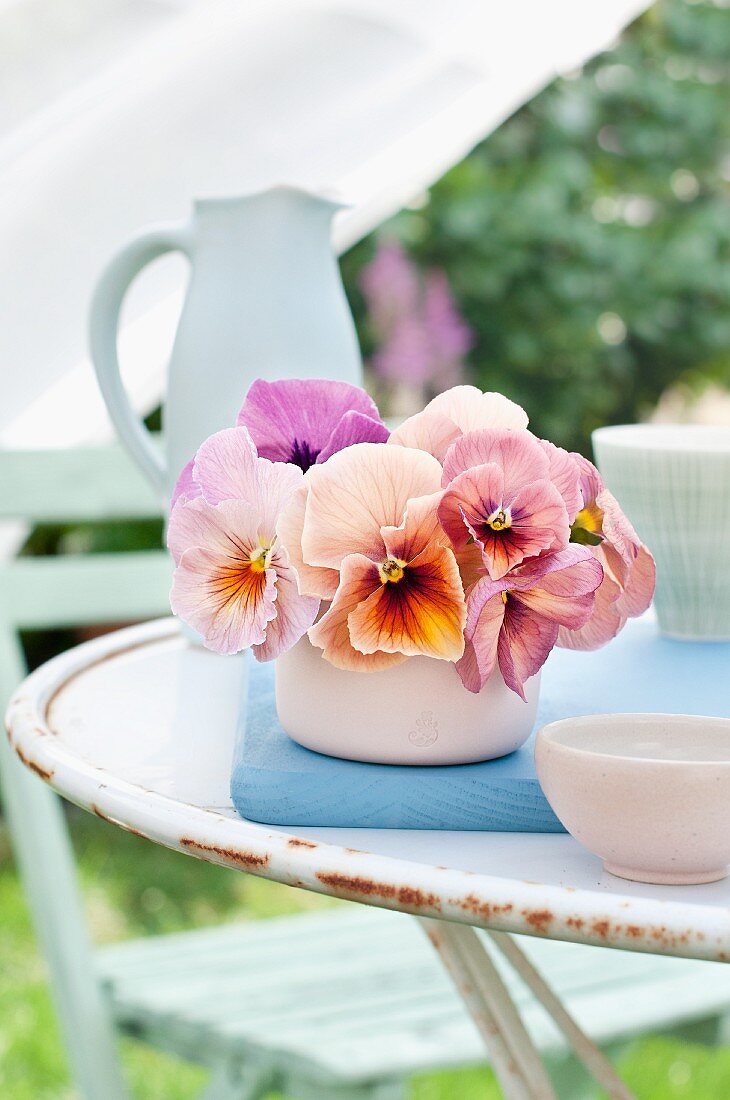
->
360, 239, 473, 393
373, 314, 432, 386
236, 378, 389, 472
423, 270, 474, 387
359, 240, 419, 335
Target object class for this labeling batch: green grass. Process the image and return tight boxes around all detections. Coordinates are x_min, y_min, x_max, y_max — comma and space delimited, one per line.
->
2, 811, 730, 1098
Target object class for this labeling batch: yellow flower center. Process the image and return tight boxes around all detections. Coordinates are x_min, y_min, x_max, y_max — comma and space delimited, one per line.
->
379, 557, 407, 584
501, 591, 508, 605
249, 544, 272, 573
487, 506, 511, 532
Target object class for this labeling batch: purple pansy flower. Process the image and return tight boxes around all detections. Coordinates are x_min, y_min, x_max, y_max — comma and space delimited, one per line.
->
236, 378, 389, 472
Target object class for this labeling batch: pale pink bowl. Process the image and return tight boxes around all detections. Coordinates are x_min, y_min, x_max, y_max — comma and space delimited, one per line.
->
535, 713, 730, 885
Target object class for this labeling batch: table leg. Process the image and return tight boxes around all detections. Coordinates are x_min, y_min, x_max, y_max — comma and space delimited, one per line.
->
419, 919, 556, 1099
488, 932, 636, 1100
420, 917, 638, 1100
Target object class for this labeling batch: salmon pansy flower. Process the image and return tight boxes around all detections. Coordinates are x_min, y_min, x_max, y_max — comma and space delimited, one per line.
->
290, 443, 466, 669
558, 454, 655, 650
457, 546, 604, 699
438, 428, 571, 579
168, 426, 318, 657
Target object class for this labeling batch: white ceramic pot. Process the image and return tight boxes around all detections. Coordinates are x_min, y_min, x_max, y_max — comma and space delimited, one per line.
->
275, 636, 540, 765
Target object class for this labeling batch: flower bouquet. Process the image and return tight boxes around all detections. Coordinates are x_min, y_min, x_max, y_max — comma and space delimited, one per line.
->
168, 380, 655, 765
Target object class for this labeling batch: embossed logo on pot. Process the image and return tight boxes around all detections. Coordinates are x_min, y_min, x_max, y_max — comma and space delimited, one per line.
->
409, 711, 439, 747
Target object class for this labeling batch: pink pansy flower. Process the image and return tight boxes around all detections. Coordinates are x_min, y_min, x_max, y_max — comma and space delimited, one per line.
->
457, 546, 604, 699
236, 378, 389, 471
280, 442, 466, 669
388, 384, 528, 462
168, 426, 318, 657
438, 428, 571, 579
558, 454, 655, 650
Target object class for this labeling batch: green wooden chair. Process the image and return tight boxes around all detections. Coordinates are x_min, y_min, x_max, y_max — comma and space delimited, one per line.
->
2, 442, 730, 1100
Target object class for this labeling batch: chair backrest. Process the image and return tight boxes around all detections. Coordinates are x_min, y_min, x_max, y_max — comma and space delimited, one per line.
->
0, 441, 173, 1100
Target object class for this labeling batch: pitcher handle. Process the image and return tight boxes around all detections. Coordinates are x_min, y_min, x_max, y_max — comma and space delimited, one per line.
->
89, 224, 192, 498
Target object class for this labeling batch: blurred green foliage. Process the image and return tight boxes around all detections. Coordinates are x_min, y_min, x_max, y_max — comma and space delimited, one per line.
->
343, 0, 730, 453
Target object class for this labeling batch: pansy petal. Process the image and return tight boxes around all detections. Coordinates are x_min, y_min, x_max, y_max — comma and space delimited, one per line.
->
616, 541, 655, 619
511, 553, 603, 629
167, 496, 258, 565
557, 570, 624, 650
388, 409, 460, 462
456, 577, 506, 693
308, 554, 404, 671
508, 479, 570, 549
251, 547, 319, 662
572, 453, 604, 512
192, 426, 259, 503
498, 601, 558, 701
171, 548, 277, 655
276, 484, 339, 600
381, 491, 445, 562
237, 378, 382, 468
171, 458, 200, 509
193, 426, 303, 540
470, 478, 569, 580
428, 385, 529, 434
539, 440, 582, 522
442, 428, 549, 494
438, 464, 504, 553
317, 411, 389, 464
302, 442, 442, 570
506, 543, 601, 590
169, 498, 278, 654
348, 544, 465, 661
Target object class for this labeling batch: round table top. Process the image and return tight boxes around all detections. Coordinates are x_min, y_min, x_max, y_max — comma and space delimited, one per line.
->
6, 617, 730, 962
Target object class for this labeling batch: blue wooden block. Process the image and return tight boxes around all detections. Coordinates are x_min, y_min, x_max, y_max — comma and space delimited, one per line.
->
230, 617, 730, 831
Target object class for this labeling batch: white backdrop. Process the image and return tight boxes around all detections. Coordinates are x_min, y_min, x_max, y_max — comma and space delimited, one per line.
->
1, 0, 648, 448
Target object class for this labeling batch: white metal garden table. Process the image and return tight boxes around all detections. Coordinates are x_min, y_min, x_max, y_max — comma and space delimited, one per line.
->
7, 617, 730, 1100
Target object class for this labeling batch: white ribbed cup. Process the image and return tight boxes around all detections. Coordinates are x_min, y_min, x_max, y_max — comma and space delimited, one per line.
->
593, 424, 730, 641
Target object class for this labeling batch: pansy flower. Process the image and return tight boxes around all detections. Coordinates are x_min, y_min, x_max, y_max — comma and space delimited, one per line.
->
236, 378, 389, 471
388, 384, 529, 462
457, 546, 604, 699
438, 428, 572, 579
168, 427, 319, 656
281, 442, 466, 669
559, 454, 655, 650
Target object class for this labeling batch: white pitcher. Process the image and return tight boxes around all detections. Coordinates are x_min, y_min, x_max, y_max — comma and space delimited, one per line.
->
89, 186, 362, 501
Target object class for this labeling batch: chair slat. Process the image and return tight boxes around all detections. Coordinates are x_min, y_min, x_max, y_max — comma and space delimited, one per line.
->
0, 442, 163, 522
0, 551, 172, 628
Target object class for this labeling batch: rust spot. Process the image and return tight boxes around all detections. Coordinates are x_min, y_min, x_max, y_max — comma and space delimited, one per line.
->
315, 872, 441, 911
450, 894, 513, 921
566, 917, 584, 930
90, 803, 146, 840
523, 908, 553, 934
14, 745, 54, 782
592, 919, 610, 938
625, 925, 643, 939
287, 837, 317, 849
180, 838, 270, 869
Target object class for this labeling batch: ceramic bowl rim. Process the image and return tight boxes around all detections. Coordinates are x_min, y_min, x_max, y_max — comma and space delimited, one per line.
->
537, 713, 730, 767
592, 423, 730, 454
